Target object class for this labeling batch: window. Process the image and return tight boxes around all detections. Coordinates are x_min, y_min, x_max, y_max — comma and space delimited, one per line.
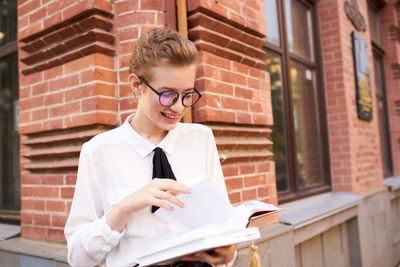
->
0, 0, 20, 221
264, 0, 330, 202
368, 2, 393, 178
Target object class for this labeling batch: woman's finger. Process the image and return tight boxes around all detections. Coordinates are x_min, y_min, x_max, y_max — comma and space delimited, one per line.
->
150, 197, 174, 211
154, 190, 185, 208
180, 255, 203, 262
153, 178, 191, 194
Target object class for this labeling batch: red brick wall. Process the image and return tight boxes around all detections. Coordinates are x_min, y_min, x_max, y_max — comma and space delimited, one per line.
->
115, 0, 167, 122
17, 0, 277, 242
18, 0, 119, 243
319, 0, 384, 194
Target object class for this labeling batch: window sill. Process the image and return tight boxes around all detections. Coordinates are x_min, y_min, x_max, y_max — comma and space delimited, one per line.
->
237, 223, 293, 249
0, 223, 20, 241
278, 192, 363, 245
384, 176, 400, 191
278, 192, 362, 229
0, 236, 67, 263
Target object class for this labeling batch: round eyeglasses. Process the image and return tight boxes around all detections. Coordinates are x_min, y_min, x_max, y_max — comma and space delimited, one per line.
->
138, 76, 202, 108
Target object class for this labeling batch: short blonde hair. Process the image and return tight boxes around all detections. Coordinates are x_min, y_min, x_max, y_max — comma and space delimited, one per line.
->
129, 27, 198, 81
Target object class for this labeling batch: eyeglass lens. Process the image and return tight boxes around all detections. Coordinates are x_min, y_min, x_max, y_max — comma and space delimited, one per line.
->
159, 91, 200, 107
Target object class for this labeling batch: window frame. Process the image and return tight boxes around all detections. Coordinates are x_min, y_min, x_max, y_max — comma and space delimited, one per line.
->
368, 0, 394, 178
264, 0, 331, 203
0, 2, 20, 222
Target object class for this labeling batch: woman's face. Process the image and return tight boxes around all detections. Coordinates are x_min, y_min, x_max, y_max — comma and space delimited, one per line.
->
135, 64, 197, 135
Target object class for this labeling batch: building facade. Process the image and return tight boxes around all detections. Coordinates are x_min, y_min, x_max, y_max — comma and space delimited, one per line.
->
0, 0, 399, 266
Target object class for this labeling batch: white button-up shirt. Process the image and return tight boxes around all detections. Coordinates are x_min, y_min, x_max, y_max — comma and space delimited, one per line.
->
65, 114, 231, 267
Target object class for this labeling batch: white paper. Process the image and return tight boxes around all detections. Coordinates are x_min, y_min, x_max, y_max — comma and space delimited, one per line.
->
138, 227, 261, 266
137, 177, 280, 265
155, 178, 236, 232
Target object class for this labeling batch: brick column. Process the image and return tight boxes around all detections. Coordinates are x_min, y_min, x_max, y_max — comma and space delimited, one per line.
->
187, 0, 278, 227
381, 0, 400, 175
319, 0, 384, 194
17, 0, 165, 242
114, 0, 167, 121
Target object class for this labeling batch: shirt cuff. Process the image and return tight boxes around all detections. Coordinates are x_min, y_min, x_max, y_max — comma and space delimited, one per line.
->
79, 215, 126, 263
96, 215, 126, 248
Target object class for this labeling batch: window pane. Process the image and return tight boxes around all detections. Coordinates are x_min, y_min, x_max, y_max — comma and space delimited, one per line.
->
0, 52, 20, 210
265, 50, 290, 192
373, 53, 393, 177
285, 0, 314, 61
290, 60, 322, 188
265, 0, 280, 46
368, 4, 382, 46
0, 0, 17, 47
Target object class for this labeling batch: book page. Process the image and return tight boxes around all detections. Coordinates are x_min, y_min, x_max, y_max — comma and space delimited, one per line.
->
155, 177, 236, 233
138, 227, 261, 266
139, 178, 280, 264
235, 200, 280, 218
148, 219, 241, 255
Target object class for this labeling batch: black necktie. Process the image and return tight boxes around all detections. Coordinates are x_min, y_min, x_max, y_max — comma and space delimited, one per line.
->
151, 147, 176, 213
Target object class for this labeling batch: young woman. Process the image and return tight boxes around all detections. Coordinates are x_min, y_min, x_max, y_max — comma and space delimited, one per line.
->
65, 27, 237, 267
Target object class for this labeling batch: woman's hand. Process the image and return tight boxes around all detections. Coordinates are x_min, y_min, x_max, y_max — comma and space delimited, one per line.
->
119, 178, 191, 213
106, 179, 191, 232
181, 244, 237, 265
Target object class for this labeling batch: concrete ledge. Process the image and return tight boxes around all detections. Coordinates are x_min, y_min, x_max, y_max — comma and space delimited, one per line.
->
0, 237, 67, 263
384, 176, 400, 191
292, 205, 358, 245
0, 223, 20, 241
234, 223, 295, 267
279, 192, 362, 229
238, 223, 293, 249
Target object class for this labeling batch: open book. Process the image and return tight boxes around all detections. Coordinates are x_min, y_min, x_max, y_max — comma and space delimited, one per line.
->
135, 177, 280, 266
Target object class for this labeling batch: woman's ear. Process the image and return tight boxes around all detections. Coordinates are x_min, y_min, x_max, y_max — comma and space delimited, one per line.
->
128, 73, 141, 97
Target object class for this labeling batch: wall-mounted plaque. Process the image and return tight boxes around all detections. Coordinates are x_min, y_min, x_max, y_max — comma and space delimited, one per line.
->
345, 0, 366, 31
352, 31, 372, 121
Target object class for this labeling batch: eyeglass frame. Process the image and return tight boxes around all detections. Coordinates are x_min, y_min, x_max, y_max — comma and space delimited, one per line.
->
137, 76, 202, 108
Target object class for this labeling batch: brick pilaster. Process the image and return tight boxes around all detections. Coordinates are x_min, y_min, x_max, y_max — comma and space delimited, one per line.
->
17, 0, 166, 242
186, 0, 278, 227
319, 0, 384, 194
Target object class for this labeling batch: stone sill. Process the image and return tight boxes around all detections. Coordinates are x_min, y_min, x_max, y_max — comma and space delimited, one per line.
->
237, 223, 292, 249
0, 237, 67, 263
384, 176, 400, 191
278, 192, 362, 229
0, 223, 20, 241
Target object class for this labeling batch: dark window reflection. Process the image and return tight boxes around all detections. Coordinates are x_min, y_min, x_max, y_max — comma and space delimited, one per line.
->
285, 0, 314, 61
265, 0, 281, 47
368, 4, 382, 47
373, 53, 393, 177
265, 50, 290, 192
0, 0, 17, 47
290, 60, 323, 188
0, 53, 20, 211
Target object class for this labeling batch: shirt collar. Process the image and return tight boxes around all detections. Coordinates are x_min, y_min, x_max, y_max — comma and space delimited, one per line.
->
122, 114, 178, 158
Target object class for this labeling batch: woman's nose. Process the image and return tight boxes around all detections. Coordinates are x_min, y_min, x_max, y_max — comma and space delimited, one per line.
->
169, 95, 186, 113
